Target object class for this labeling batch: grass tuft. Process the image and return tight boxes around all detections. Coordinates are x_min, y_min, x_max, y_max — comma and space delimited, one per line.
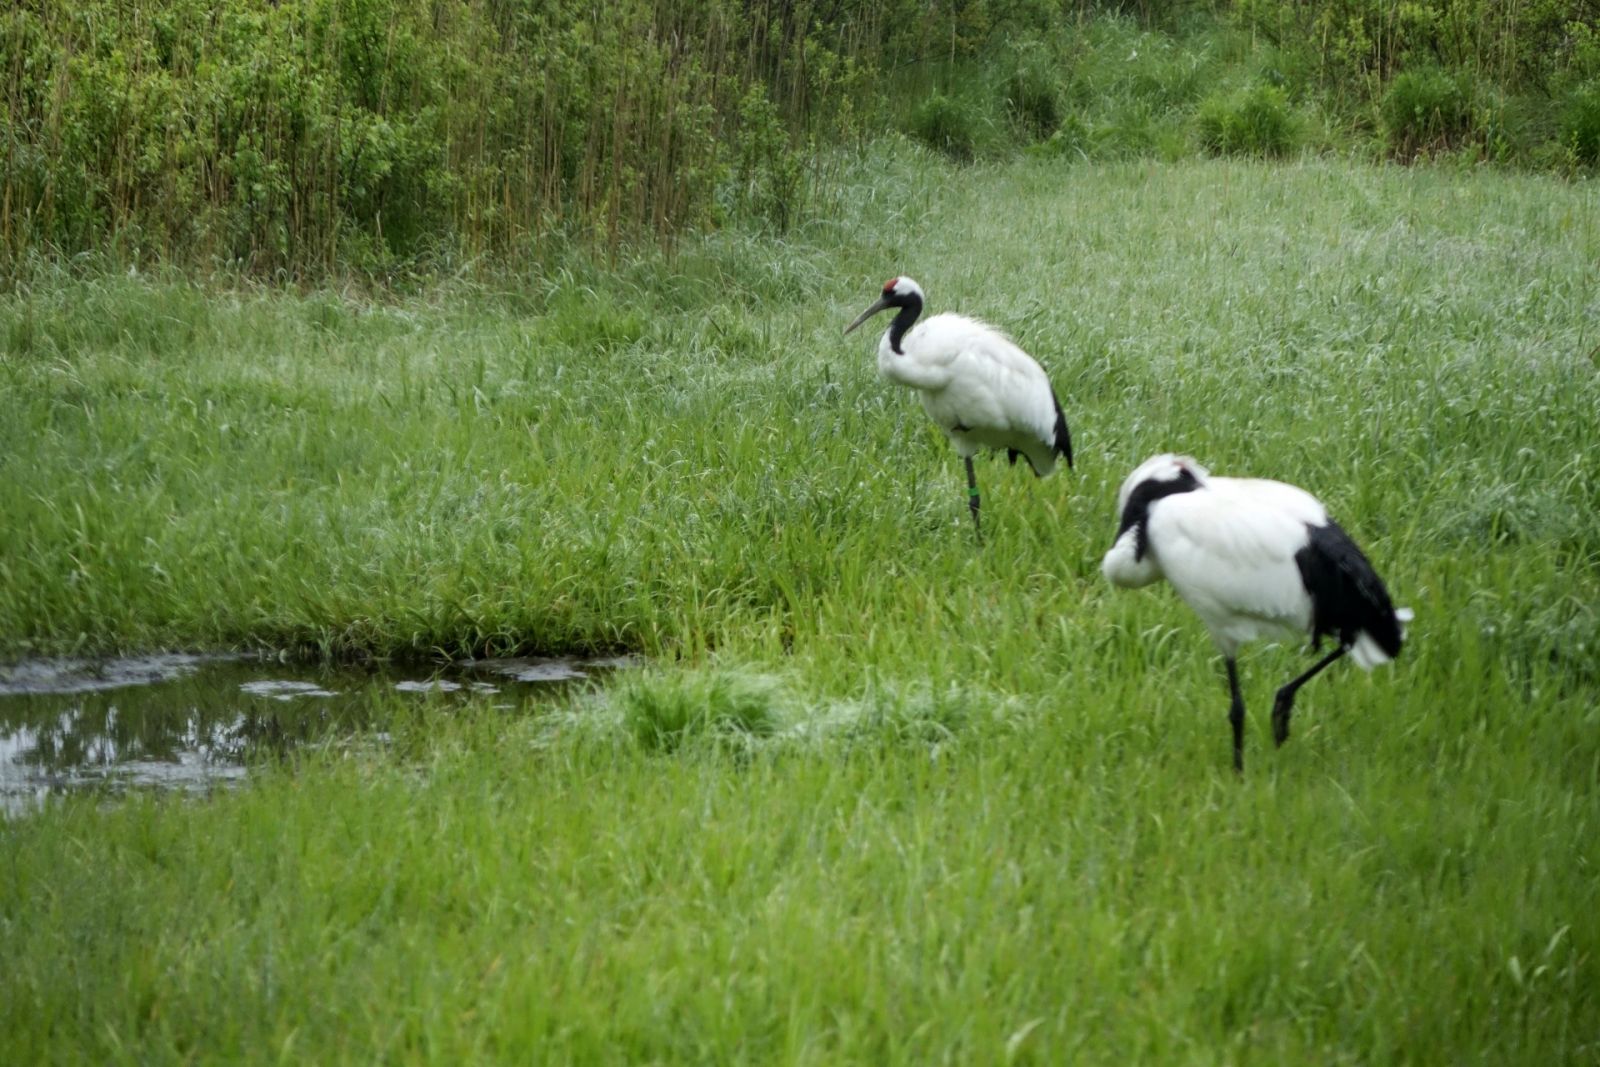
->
906, 92, 990, 161
1001, 45, 1065, 140
1382, 66, 1476, 160
618, 669, 786, 753
1196, 82, 1304, 158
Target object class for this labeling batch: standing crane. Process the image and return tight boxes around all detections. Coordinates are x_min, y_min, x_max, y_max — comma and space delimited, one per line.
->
1101, 453, 1412, 771
844, 276, 1073, 542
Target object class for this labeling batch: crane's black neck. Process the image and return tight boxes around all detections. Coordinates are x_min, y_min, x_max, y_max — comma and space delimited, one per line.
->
886, 293, 922, 355
1116, 469, 1202, 561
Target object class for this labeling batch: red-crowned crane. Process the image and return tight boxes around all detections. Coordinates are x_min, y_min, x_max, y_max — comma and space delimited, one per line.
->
844, 276, 1073, 542
1101, 453, 1412, 772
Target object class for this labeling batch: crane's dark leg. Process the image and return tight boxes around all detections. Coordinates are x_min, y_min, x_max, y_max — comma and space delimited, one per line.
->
1225, 657, 1246, 774
964, 456, 982, 545
1271, 644, 1348, 747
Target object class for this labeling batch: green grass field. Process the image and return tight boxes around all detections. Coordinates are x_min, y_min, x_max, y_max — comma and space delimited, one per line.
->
3, 153, 1598, 1062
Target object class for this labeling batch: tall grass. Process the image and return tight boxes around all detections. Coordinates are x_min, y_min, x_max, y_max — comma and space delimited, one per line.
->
3, 151, 1594, 666
2, 154, 1598, 1061
0, 0, 878, 274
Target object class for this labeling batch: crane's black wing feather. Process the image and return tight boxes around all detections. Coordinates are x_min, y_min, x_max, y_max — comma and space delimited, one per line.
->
1294, 520, 1403, 658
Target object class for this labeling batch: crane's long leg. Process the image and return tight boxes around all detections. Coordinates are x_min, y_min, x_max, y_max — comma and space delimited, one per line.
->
1271, 645, 1348, 747
964, 456, 982, 545
1225, 657, 1246, 773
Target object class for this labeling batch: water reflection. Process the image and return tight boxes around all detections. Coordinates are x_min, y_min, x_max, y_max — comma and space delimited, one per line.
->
0, 654, 634, 815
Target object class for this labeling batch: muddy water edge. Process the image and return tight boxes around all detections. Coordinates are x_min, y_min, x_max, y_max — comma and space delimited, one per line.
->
0, 653, 636, 815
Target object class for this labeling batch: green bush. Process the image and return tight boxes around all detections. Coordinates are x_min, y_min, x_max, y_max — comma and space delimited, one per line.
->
1028, 113, 1096, 160
1560, 82, 1600, 164
732, 84, 805, 233
1002, 52, 1064, 140
1467, 87, 1535, 166
1233, 0, 1576, 102
1067, 17, 1218, 112
907, 92, 985, 161
1195, 83, 1302, 157
1382, 66, 1474, 160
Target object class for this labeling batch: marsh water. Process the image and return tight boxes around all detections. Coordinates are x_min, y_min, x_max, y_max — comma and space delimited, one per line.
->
0, 653, 633, 815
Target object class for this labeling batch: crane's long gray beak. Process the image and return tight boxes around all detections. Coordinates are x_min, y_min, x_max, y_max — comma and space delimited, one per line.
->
844, 297, 890, 335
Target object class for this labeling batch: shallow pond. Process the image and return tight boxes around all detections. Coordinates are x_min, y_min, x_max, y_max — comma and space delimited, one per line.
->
0, 653, 634, 815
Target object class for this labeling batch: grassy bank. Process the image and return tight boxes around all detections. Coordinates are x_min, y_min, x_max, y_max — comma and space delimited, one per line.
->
2, 153, 1599, 1061
3, 152, 1595, 666
5, 692, 1595, 1062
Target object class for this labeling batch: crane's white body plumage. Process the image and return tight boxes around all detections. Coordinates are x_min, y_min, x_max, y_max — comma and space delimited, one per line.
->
875, 310, 1065, 476
1103, 454, 1407, 668
845, 278, 1072, 546
1103, 454, 1410, 769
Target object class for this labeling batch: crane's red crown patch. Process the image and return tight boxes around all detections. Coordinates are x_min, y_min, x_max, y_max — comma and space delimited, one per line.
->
882, 277, 899, 294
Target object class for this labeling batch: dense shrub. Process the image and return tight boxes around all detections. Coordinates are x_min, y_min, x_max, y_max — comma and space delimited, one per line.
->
1382, 66, 1475, 159
1002, 50, 1065, 139
907, 93, 987, 161
0, 0, 1067, 278
1067, 18, 1220, 111
1561, 82, 1600, 164
1468, 87, 1535, 165
1196, 82, 1303, 157
731, 84, 806, 233
1030, 113, 1097, 159
0, 0, 754, 274
1233, 0, 1578, 93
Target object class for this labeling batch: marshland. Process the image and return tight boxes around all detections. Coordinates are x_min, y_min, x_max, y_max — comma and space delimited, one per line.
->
2, 1, 1598, 1062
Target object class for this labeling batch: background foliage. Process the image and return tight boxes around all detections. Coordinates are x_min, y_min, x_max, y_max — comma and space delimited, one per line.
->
3, 0, 1597, 281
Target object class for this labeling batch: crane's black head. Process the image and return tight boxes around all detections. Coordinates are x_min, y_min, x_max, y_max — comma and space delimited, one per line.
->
1114, 454, 1208, 558
844, 276, 926, 353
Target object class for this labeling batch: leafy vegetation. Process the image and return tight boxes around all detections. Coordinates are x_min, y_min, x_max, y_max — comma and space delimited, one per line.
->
1002, 43, 1067, 139
906, 91, 989, 160
5, 1, 1597, 282
1562, 81, 1600, 163
1197, 81, 1303, 157
1381, 66, 1476, 160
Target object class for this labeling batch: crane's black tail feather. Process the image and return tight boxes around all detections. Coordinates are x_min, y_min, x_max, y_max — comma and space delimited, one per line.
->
1050, 391, 1073, 470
